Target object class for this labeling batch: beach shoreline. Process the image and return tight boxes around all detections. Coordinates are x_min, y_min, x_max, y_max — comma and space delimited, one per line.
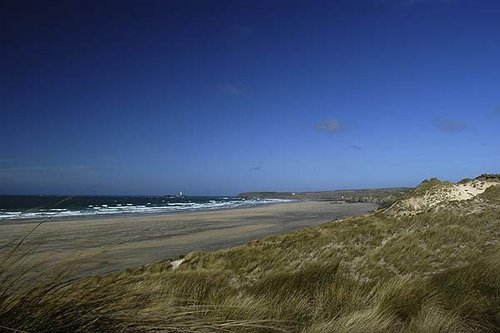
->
0, 199, 298, 225
0, 201, 377, 276
0, 196, 295, 223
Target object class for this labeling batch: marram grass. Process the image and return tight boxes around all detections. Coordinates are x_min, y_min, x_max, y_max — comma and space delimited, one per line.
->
1, 185, 499, 332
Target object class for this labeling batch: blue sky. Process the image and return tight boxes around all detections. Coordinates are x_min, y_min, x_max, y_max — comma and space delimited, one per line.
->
1, 0, 499, 195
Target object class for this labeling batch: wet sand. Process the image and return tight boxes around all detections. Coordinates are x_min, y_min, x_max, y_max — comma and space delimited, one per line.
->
0, 201, 377, 276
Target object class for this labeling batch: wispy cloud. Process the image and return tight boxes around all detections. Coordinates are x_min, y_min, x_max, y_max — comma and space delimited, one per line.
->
220, 82, 247, 95
231, 25, 254, 35
347, 144, 363, 150
249, 166, 261, 172
314, 119, 342, 134
434, 119, 465, 133
495, 106, 500, 114
0, 157, 19, 166
0, 164, 96, 174
399, 0, 453, 5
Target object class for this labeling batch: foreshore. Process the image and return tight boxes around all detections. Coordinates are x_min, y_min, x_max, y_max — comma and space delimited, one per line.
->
0, 201, 377, 276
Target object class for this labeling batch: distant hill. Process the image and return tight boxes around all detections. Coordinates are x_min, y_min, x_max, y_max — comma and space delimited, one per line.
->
238, 187, 411, 206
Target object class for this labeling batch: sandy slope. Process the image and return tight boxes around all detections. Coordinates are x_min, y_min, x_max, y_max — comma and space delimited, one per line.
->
387, 179, 499, 216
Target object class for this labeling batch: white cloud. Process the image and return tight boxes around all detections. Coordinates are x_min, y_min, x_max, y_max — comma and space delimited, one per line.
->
220, 83, 247, 95
434, 119, 465, 133
314, 119, 342, 133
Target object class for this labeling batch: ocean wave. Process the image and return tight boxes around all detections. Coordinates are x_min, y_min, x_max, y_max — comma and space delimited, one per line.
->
0, 198, 293, 221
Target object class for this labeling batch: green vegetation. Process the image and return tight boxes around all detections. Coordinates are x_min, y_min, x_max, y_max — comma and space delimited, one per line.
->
1, 180, 500, 332
476, 174, 500, 182
479, 185, 500, 203
238, 187, 410, 205
408, 178, 453, 196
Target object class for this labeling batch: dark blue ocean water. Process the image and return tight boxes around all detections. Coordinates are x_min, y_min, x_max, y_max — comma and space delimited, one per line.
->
0, 195, 291, 221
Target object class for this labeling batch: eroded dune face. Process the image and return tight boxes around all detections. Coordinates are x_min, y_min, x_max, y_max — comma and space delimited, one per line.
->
385, 176, 500, 217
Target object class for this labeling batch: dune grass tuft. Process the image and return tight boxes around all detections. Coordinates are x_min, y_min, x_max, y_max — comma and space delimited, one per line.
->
1, 184, 500, 332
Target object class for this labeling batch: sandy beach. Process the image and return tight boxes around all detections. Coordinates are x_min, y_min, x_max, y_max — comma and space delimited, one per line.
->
0, 201, 377, 276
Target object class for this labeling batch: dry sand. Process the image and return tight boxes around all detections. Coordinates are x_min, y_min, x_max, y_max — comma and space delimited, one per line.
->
0, 201, 377, 276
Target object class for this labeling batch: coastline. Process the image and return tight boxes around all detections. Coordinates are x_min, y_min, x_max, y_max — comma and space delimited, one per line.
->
0, 201, 377, 276
0, 198, 297, 225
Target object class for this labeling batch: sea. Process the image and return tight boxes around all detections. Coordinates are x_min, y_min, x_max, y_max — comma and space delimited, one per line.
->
0, 195, 292, 221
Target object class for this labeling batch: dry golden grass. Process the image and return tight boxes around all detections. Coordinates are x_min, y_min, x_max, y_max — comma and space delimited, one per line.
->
1, 181, 499, 332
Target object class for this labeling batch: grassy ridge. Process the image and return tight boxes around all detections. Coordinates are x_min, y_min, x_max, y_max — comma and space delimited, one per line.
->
237, 187, 410, 205
1, 184, 499, 332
